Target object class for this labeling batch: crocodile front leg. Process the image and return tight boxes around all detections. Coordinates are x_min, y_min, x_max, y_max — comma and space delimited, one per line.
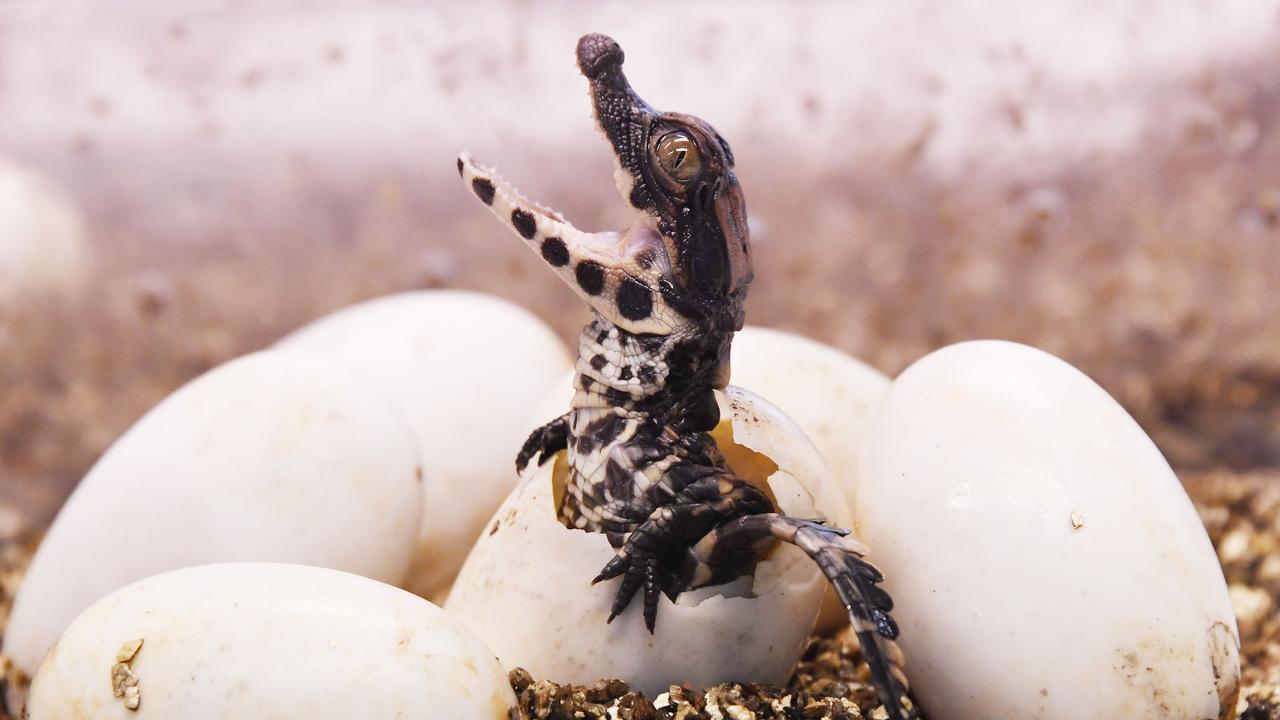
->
515, 413, 570, 473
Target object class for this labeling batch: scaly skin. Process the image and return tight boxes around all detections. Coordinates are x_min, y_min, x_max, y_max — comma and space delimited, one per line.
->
459, 34, 914, 719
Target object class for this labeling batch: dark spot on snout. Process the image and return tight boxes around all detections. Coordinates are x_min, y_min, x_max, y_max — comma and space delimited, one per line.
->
590, 354, 608, 371
576, 33, 624, 79
456, 157, 464, 177
472, 177, 495, 205
575, 261, 605, 295
617, 277, 653, 320
541, 237, 570, 266
511, 208, 537, 239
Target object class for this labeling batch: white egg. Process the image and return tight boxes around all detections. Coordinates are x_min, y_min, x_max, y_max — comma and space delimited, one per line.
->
3, 352, 423, 694
277, 290, 572, 599
446, 386, 851, 697
0, 158, 90, 303
858, 340, 1240, 720
24, 563, 515, 719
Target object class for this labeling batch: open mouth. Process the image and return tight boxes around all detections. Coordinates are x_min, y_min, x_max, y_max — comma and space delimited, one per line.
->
457, 152, 672, 278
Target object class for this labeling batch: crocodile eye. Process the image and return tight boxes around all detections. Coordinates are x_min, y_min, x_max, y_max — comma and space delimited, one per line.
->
655, 132, 702, 182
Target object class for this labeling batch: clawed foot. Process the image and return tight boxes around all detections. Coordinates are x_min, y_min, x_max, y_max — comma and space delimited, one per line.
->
590, 497, 728, 633
789, 521, 911, 718
790, 521, 896, 637
515, 414, 569, 473
588, 543, 670, 627
590, 509, 912, 718
590, 477, 780, 633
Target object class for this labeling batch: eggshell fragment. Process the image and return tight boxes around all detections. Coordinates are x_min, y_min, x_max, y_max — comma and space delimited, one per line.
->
731, 326, 891, 510
447, 386, 851, 696
276, 290, 572, 599
3, 352, 423, 691
858, 340, 1240, 720
24, 563, 515, 719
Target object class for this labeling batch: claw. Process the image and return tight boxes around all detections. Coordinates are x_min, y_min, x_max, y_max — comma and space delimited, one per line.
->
866, 583, 894, 612
514, 415, 569, 474
592, 553, 628, 584
643, 560, 660, 633
606, 568, 644, 623
845, 556, 885, 583
873, 609, 900, 639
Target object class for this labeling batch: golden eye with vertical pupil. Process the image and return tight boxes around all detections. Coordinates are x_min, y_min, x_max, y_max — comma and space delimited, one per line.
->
655, 132, 702, 182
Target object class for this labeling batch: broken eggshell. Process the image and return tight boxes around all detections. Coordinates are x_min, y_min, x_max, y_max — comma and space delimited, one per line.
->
524, 333, 876, 632
728, 327, 891, 631
446, 385, 852, 697
24, 563, 515, 719
858, 340, 1241, 720
3, 351, 423, 697
276, 290, 572, 600
731, 326, 891, 511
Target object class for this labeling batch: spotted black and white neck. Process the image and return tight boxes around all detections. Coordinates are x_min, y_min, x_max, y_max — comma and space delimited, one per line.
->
458, 33, 916, 720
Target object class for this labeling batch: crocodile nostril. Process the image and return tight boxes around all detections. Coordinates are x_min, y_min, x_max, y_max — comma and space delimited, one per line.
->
576, 33, 624, 79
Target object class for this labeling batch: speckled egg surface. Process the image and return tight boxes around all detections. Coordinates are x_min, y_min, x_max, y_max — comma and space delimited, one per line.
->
3, 351, 423, 690
857, 340, 1240, 720
446, 386, 851, 697
24, 563, 515, 719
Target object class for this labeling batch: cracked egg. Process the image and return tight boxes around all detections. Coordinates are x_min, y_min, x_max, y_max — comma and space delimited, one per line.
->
730, 326, 892, 510
444, 385, 853, 697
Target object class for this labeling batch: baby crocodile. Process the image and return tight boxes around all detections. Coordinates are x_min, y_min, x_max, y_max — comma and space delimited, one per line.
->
459, 33, 913, 719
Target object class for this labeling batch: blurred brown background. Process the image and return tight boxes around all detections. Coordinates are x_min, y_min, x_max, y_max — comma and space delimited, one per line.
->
1, 0, 1278, 542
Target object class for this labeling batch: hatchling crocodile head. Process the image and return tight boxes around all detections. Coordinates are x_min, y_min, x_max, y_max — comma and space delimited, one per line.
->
459, 33, 751, 337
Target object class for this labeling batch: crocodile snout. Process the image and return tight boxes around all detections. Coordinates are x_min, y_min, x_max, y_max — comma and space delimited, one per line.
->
576, 33, 624, 79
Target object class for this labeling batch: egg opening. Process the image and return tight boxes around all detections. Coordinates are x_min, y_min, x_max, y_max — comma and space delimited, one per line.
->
546, 390, 823, 603
447, 386, 849, 695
